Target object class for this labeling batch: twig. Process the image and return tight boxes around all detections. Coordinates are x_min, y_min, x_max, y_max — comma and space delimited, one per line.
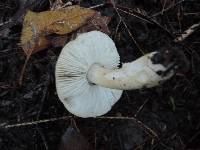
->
18, 55, 30, 86
134, 99, 149, 117
0, 20, 12, 27
94, 131, 97, 150
114, 17, 122, 41
0, 116, 73, 128
98, 116, 158, 138
48, 0, 53, 7
115, 5, 174, 40
184, 130, 200, 149
0, 115, 158, 138
89, 3, 105, 9
36, 75, 49, 120
0, 83, 13, 89
177, 3, 183, 34
36, 127, 49, 150
60, 1, 73, 8
116, 7, 152, 24
174, 22, 200, 42
35, 76, 49, 150
150, 0, 184, 18
70, 118, 80, 133
124, 91, 131, 103
151, 18, 174, 38
110, 0, 145, 55
184, 12, 200, 16
0, 81, 19, 89
123, 20, 146, 55
161, 0, 167, 15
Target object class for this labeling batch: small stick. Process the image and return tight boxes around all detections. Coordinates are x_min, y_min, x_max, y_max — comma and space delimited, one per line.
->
98, 116, 158, 138
116, 7, 152, 24
114, 18, 121, 41
134, 99, 149, 117
110, 0, 146, 55
150, 0, 184, 18
1, 115, 158, 138
174, 22, 200, 42
36, 127, 49, 150
0, 20, 11, 27
18, 55, 30, 86
0, 116, 73, 128
89, 3, 105, 9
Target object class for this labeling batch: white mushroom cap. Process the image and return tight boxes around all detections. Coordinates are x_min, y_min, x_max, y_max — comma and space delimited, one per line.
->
56, 31, 123, 118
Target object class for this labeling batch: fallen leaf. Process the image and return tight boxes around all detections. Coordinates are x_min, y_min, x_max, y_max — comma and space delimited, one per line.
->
21, 5, 95, 56
77, 12, 111, 34
48, 12, 111, 48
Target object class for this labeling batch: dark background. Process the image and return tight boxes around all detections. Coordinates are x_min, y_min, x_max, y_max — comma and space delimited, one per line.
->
0, 0, 200, 149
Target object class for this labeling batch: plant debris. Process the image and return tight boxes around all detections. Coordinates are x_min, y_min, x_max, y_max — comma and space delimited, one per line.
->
21, 5, 95, 56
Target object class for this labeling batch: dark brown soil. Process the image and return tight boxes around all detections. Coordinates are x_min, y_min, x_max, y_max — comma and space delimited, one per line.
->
0, 0, 200, 150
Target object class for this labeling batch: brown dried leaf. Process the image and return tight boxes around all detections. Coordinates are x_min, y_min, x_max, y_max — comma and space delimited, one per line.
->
78, 12, 111, 34
49, 12, 111, 48
21, 5, 95, 56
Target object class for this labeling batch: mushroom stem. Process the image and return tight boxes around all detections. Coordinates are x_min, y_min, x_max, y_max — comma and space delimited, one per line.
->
87, 52, 173, 90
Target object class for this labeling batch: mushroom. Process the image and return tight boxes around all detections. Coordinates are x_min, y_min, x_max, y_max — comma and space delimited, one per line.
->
55, 31, 178, 118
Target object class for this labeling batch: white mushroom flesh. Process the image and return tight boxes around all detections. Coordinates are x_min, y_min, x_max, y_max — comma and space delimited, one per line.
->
87, 52, 173, 90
